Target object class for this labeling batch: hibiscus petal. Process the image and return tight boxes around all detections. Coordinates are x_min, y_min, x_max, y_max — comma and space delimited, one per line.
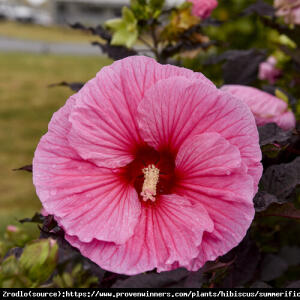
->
221, 85, 287, 118
173, 133, 255, 269
65, 194, 213, 275
272, 111, 296, 131
33, 98, 141, 245
176, 132, 242, 177
185, 193, 255, 270
221, 85, 296, 131
173, 132, 255, 268
138, 77, 262, 190
175, 132, 254, 204
68, 56, 214, 169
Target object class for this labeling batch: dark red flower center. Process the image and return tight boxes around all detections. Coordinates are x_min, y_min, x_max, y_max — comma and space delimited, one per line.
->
120, 145, 177, 203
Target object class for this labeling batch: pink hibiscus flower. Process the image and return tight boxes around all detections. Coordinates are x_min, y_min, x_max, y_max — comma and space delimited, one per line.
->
275, 0, 300, 25
33, 56, 262, 275
6, 225, 18, 233
221, 85, 296, 131
258, 56, 281, 85
188, 0, 218, 19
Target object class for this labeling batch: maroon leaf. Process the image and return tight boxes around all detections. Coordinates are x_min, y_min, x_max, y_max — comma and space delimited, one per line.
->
13, 165, 32, 172
48, 81, 84, 92
262, 203, 300, 220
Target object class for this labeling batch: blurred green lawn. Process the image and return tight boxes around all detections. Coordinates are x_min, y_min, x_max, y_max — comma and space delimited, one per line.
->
0, 52, 111, 234
0, 21, 97, 44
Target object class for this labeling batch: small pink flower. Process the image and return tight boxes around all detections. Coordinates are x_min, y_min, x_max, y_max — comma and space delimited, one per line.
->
49, 238, 57, 248
294, 6, 300, 23
221, 85, 296, 131
275, 0, 300, 25
33, 56, 262, 275
258, 56, 281, 84
188, 0, 218, 19
7, 225, 18, 233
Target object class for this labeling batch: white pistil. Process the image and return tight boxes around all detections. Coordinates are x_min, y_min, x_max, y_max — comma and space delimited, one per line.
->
141, 164, 160, 202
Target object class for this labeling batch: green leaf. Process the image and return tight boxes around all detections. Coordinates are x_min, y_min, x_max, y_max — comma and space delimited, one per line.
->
4, 225, 31, 248
106, 7, 138, 48
278, 34, 297, 49
19, 239, 58, 284
79, 276, 99, 288
0, 255, 33, 288
1, 256, 19, 277
105, 18, 123, 31
149, 0, 164, 11
52, 263, 99, 288
71, 264, 82, 277
62, 272, 74, 288
131, 0, 147, 6
111, 28, 138, 49
123, 6, 136, 23
149, 0, 165, 18
178, 1, 193, 10
0, 241, 6, 260
52, 274, 65, 288
275, 89, 289, 104
130, 0, 149, 20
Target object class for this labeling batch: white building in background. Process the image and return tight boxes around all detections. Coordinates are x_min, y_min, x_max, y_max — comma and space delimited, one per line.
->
51, 0, 130, 26
51, 0, 185, 26
0, 0, 185, 26
0, 0, 52, 24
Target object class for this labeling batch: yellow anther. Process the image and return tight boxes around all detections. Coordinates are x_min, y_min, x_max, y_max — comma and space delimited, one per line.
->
140, 164, 160, 202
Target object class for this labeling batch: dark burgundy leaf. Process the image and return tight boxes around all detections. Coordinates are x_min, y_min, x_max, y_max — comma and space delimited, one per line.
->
280, 45, 300, 66
260, 157, 300, 201
254, 191, 280, 212
203, 260, 235, 272
178, 271, 207, 288
90, 25, 112, 41
19, 213, 44, 224
4, 247, 23, 260
260, 254, 288, 281
112, 269, 189, 288
220, 234, 260, 287
262, 203, 300, 220
48, 81, 84, 92
279, 246, 300, 266
70, 22, 89, 31
82, 259, 106, 284
258, 123, 293, 146
13, 164, 32, 172
160, 24, 217, 61
222, 49, 266, 85
207, 49, 266, 85
243, 0, 275, 17
161, 41, 213, 60
42, 215, 55, 230
201, 18, 223, 27
286, 281, 300, 288
251, 281, 272, 288
92, 41, 138, 60
70, 22, 111, 41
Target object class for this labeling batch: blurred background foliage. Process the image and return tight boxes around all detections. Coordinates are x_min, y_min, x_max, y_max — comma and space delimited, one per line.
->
0, 53, 111, 235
